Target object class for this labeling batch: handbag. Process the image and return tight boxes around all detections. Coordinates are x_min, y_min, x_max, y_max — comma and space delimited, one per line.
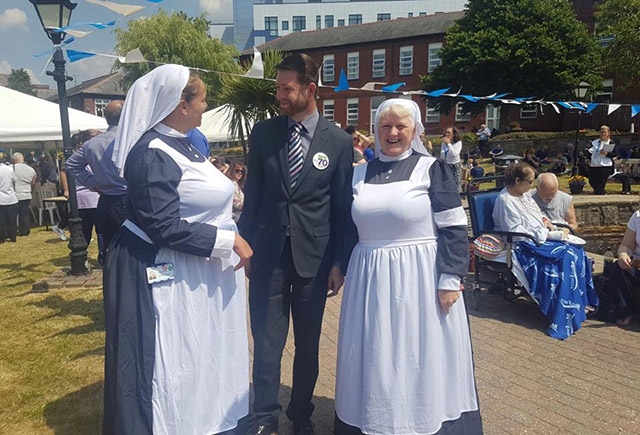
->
473, 234, 505, 259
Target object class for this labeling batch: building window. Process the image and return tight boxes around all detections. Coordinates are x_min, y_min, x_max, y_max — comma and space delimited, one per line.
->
428, 42, 442, 73
372, 49, 385, 78
348, 14, 362, 25
347, 52, 359, 80
419, 12, 427, 16
338, 19, 345, 27
520, 104, 538, 119
455, 103, 471, 122
323, 99, 334, 122
292, 16, 306, 32
265, 17, 278, 37
425, 105, 440, 123
408, 12, 413, 17
94, 98, 112, 117
399, 45, 413, 75
347, 98, 359, 124
282, 21, 289, 31
325, 15, 334, 28
370, 95, 386, 134
323, 54, 335, 82
597, 78, 614, 100
316, 15, 321, 29
377, 13, 391, 21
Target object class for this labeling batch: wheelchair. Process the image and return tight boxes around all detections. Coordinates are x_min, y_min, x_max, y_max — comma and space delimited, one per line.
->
465, 176, 575, 310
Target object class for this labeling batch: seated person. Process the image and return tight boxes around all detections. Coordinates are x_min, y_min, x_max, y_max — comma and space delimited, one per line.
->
493, 163, 597, 339
468, 147, 481, 161
549, 153, 568, 175
609, 160, 632, 194
532, 173, 578, 231
488, 144, 504, 160
522, 147, 542, 175
577, 151, 590, 177
534, 145, 551, 164
606, 212, 640, 325
470, 159, 484, 179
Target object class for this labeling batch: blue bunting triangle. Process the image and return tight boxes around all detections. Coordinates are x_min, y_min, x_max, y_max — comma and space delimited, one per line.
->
381, 82, 405, 92
632, 105, 640, 118
333, 69, 349, 92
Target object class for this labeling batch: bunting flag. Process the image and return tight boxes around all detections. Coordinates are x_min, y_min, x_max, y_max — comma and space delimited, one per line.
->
632, 105, 640, 118
360, 82, 386, 90
381, 82, 405, 92
243, 47, 264, 79
66, 49, 98, 63
333, 69, 349, 92
585, 103, 599, 114
86, 0, 159, 17
122, 48, 146, 64
608, 104, 621, 115
426, 88, 450, 97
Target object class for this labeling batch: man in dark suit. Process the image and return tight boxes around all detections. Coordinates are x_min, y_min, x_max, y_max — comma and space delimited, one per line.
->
238, 53, 353, 435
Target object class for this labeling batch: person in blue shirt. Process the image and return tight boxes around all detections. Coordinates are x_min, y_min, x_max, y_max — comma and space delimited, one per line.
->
187, 128, 210, 157
470, 159, 484, 179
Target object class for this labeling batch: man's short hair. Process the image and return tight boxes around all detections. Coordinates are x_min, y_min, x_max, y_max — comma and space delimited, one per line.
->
12, 152, 24, 163
276, 53, 319, 89
105, 100, 123, 126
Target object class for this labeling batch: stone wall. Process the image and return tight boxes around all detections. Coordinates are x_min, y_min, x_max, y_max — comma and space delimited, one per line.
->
575, 199, 638, 253
494, 133, 640, 156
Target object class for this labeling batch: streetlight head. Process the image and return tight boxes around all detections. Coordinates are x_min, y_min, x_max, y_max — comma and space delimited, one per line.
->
574, 81, 589, 99
29, 0, 77, 44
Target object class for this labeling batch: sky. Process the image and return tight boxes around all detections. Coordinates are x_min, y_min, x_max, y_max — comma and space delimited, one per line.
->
0, 0, 233, 86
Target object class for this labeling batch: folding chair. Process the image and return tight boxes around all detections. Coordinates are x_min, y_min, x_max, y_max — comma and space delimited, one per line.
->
36, 190, 61, 227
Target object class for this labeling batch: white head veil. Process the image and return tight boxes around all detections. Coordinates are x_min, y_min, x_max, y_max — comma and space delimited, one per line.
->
373, 98, 428, 158
112, 64, 191, 175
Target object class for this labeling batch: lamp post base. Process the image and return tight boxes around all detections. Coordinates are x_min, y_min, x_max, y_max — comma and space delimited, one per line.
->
67, 216, 89, 276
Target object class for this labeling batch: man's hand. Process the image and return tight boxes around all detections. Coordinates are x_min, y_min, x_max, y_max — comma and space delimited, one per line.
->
233, 233, 253, 271
438, 289, 461, 314
327, 266, 344, 297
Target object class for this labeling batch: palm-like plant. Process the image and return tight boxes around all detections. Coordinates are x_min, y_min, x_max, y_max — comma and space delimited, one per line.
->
218, 50, 283, 159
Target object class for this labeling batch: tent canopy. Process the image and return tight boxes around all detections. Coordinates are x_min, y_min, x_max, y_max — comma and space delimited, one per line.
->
0, 85, 108, 143
197, 104, 255, 143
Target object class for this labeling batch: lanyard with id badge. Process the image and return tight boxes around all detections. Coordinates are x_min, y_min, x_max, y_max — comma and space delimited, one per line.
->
146, 263, 175, 284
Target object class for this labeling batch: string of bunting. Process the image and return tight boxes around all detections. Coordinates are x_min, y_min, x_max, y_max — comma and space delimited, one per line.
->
31, 0, 640, 118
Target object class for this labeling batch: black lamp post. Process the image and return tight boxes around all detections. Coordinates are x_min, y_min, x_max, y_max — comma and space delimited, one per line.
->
571, 81, 589, 176
29, 0, 88, 276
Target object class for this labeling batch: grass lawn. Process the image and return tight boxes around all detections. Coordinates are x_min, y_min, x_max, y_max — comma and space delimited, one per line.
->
0, 227, 103, 434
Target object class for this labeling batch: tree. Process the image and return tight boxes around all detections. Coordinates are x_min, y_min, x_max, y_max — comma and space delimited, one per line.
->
113, 10, 241, 103
218, 50, 283, 159
422, 0, 602, 131
595, 0, 640, 90
7, 69, 35, 96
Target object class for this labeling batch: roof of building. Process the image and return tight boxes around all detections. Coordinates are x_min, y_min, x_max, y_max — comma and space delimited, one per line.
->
245, 11, 465, 55
65, 72, 125, 98
0, 74, 8, 87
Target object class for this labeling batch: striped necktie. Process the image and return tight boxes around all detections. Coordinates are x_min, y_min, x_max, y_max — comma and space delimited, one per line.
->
288, 123, 304, 187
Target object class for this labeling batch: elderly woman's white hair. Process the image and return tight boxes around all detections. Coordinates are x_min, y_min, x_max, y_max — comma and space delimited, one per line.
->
112, 64, 191, 175
373, 98, 429, 157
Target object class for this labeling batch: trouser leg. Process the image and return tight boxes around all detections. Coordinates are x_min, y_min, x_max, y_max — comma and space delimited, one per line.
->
2, 203, 18, 242
79, 208, 97, 246
250, 253, 292, 429
17, 199, 31, 235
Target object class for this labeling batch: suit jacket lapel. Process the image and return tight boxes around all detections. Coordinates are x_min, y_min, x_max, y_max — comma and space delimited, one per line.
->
275, 117, 292, 194
291, 117, 328, 195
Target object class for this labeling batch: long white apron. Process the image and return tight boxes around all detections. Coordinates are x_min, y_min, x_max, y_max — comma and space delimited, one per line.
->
149, 140, 249, 435
336, 157, 478, 435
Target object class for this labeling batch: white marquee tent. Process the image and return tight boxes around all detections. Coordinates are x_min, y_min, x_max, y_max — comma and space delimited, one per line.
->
0, 85, 108, 143
197, 104, 256, 144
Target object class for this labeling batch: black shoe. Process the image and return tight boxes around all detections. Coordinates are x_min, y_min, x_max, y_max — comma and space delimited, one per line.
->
293, 419, 315, 435
256, 424, 278, 435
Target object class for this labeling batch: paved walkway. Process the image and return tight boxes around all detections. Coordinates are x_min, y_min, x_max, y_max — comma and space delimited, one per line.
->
269, 275, 640, 435
36, 266, 639, 434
